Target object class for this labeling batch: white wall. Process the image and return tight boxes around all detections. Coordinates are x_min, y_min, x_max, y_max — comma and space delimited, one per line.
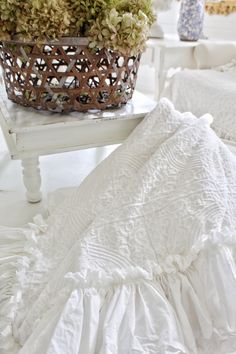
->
158, 1, 236, 41
204, 12, 236, 40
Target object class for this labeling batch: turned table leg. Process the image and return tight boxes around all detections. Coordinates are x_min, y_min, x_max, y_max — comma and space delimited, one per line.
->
21, 157, 42, 203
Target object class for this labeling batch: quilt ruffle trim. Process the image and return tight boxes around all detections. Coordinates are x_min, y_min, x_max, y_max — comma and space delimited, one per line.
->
0, 216, 47, 352
1, 223, 236, 353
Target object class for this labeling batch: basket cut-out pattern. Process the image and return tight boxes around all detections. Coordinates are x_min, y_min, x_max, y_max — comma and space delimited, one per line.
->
0, 39, 141, 112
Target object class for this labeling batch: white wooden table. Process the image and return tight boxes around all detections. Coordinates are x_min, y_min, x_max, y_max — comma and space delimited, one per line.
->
143, 36, 236, 99
0, 85, 156, 203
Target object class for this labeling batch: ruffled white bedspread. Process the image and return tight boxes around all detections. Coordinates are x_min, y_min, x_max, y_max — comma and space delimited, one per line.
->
1, 99, 236, 354
163, 64, 236, 142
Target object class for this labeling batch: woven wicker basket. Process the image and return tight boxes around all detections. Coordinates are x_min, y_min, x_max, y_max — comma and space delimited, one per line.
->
0, 38, 141, 112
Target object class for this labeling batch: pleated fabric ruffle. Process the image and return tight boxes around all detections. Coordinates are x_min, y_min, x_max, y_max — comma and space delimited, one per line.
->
1, 224, 236, 354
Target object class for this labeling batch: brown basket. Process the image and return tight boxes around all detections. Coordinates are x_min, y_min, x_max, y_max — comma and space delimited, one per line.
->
0, 38, 141, 112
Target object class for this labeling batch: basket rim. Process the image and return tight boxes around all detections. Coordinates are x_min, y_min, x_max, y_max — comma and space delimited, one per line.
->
0, 37, 142, 58
0, 37, 90, 46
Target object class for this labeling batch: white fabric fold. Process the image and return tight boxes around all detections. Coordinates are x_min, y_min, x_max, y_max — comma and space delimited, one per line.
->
163, 68, 236, 143
1, 98, 236, 353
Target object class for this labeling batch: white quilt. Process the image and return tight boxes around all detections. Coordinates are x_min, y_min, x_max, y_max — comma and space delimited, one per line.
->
163, 65, 236, 142
1, 99, 236, 354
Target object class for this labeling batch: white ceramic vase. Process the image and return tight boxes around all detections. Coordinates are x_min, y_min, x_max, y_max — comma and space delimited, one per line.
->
177, 0, 205, 41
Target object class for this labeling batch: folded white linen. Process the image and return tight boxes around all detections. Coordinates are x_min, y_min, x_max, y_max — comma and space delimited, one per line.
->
1, 99, 236, 354
194, 42, 236, 69
163, 68, 236, 142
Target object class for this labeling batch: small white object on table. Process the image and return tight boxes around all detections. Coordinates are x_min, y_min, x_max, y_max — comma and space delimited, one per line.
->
0, 85, 156, 203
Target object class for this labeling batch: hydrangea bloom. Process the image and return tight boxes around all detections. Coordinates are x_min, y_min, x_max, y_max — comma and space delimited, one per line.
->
0, 0, 155, 55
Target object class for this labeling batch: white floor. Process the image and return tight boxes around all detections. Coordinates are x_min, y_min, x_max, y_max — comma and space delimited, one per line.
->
0, 128, 118, 227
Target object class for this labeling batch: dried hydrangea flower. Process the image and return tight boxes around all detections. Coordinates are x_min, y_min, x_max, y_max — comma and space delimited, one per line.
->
16, 0, 71, 42
89, 8, 150, 55
0, 0, 21, 40
114, 0, 155, 26
68, 0, 111, 36
88, 0, 154, 54
0, 0, 155, 55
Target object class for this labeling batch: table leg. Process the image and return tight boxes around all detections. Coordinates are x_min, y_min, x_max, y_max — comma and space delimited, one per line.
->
21, 157, 42, 203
